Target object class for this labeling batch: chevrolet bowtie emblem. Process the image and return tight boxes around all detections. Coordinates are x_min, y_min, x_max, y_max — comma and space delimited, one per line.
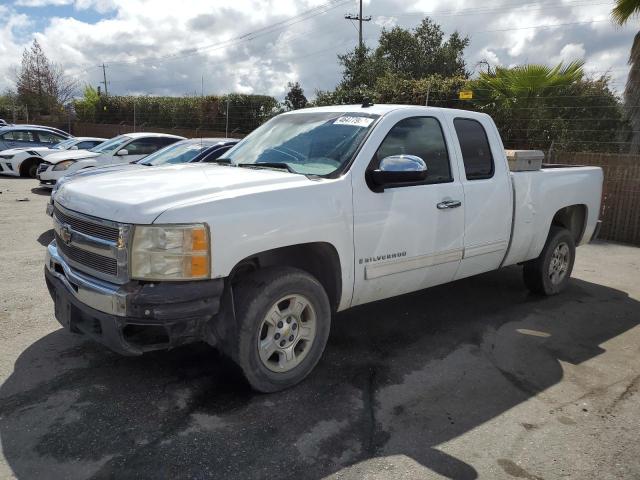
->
60, 224, 72, 245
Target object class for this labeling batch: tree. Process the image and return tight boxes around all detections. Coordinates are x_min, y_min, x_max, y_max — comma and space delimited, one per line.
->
336, 17, 469, 92
471, 62, 630, 152
15, 39, 76, 116
284, 81, 308, 110
612, 0, 640, 152
73, 85, 101, 123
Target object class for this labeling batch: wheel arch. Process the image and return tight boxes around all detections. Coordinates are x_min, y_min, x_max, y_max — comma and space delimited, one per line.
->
228, 242, 342, 312
550, 204, 588, 244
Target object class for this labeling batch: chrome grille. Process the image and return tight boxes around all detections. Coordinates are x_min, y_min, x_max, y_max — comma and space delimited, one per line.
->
37, 163, 50, 173
55, 233, 117, 276
51, 203, 131, 284
53, 206, 119, 242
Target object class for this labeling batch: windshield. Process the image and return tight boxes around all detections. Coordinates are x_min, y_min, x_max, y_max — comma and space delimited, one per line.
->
89, 135, 130, 154
139, 140, 213, 165
53, 138, 77, 150
224, 112, 379, 176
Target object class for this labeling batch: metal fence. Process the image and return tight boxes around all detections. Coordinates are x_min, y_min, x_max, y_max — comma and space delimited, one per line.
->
556, 152, 640, 245
69, 122, 244, 140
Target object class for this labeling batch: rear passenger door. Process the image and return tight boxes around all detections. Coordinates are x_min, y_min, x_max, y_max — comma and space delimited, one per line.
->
451, 117, 512, 279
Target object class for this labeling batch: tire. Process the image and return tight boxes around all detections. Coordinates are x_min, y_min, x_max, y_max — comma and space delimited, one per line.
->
232, 267, 331, 393
20, 159, 40, 178
523, 226, 576, 295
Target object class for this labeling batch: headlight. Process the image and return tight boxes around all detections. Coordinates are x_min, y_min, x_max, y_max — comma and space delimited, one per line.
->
53, 160, 76, 171
131, 224, 211, 280
0, 154, 13, 159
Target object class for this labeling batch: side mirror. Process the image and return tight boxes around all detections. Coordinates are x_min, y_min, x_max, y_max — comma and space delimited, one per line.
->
70, 145, 78, 150
116, 149, 128, 156
369, 155, 428, 192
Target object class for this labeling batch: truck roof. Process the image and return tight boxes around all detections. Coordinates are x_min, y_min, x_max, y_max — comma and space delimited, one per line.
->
286, 104, 489, 120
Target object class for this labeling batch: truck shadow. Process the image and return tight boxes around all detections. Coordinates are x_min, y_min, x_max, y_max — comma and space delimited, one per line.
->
0, 267, 638, 479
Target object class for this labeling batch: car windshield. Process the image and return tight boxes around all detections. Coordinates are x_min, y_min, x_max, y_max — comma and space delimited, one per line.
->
139, 140, 214, 166
224, 112, 379, 176
89, 135, 130, 154
53, 139, 77, 150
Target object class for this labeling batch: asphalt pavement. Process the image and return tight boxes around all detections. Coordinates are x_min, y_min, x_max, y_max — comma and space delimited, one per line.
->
0, 176, 639, 480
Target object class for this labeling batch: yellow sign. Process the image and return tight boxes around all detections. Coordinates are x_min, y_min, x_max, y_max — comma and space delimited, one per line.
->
459, 91, 473, 100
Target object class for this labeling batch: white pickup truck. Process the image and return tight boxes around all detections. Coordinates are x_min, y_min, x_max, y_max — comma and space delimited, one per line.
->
45, 104, 603, 392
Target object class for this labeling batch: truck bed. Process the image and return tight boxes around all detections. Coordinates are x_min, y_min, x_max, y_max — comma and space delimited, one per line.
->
502, 165, 604, 267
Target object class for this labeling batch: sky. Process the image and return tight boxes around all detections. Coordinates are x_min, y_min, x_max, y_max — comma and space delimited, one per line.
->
0, 0, 637, 100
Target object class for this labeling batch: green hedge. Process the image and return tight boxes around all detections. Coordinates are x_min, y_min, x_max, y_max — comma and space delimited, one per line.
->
73, 93, 280, 134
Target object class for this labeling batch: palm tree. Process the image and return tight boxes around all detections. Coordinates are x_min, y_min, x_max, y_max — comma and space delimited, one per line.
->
612, 0, 640, 152
472, 62, 585, 150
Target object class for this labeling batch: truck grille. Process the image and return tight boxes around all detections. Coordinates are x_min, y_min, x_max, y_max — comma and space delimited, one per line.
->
52, 204, 131, 284
55, 232, 118, 276
53, 205, 120, 242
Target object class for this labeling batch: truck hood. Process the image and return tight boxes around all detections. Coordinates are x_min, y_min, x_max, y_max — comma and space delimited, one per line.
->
43, 149, 99, 163
54, 163, 314, 223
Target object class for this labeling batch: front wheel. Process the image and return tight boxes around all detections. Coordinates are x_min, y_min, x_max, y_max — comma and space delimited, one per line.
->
233, 267, 331, 393
523, 226, 576, 295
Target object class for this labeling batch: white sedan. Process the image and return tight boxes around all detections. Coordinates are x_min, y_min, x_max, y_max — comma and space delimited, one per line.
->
37, 132, 185, 188
0, 137, 106, 178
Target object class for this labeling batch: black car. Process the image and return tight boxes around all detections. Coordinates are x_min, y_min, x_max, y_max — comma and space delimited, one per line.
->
137, 137, 240, 166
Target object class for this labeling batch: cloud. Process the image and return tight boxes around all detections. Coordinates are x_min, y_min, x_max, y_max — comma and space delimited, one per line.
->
0, 0, 636, 99
554, 43, 586, 64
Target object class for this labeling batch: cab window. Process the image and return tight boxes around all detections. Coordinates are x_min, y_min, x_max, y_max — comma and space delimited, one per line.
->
374, 117, 452, 184
454, 118, 494, 180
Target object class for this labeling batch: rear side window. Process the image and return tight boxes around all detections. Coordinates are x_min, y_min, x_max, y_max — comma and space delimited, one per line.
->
454, 118, 494, 180
2, 130, 35, 142
375, 117, 452, 184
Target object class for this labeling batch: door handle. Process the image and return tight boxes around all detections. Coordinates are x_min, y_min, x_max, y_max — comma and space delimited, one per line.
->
437, 200, 462, 210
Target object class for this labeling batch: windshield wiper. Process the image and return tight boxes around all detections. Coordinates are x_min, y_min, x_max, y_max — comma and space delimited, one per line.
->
238, 162, 298, 174
203, 157, 231, 165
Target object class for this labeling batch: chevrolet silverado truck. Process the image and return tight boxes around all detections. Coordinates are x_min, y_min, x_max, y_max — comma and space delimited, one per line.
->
45, 104, 603, 392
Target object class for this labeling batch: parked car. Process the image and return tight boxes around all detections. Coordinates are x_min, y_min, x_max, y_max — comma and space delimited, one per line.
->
0, 136, 106, 178
0, 119, 9, 127
0, 126, 71, 155
15, 125, 72, 139
37, 132, 185, 187
46, 138, 239, 215
45, 104, 603, 392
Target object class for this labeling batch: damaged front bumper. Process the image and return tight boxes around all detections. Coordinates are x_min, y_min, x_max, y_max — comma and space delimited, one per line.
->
45, 241, 224, 355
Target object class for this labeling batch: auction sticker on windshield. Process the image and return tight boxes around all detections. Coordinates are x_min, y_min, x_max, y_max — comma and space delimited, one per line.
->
334, 116, 375, 127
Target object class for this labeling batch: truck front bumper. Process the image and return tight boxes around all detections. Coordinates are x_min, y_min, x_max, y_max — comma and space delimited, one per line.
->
45, 241, 224, 355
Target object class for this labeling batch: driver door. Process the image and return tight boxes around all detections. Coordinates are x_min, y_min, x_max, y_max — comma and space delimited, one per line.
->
351, 114, 465, 306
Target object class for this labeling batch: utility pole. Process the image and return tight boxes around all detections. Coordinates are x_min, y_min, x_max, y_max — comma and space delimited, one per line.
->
344, 0, 371, 49
225, 97, 230, 138
100, 63, 109, 96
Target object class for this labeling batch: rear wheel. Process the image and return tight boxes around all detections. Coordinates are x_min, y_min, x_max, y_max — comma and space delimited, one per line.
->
232, 267, 331, 392
523, 226, 576, 295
